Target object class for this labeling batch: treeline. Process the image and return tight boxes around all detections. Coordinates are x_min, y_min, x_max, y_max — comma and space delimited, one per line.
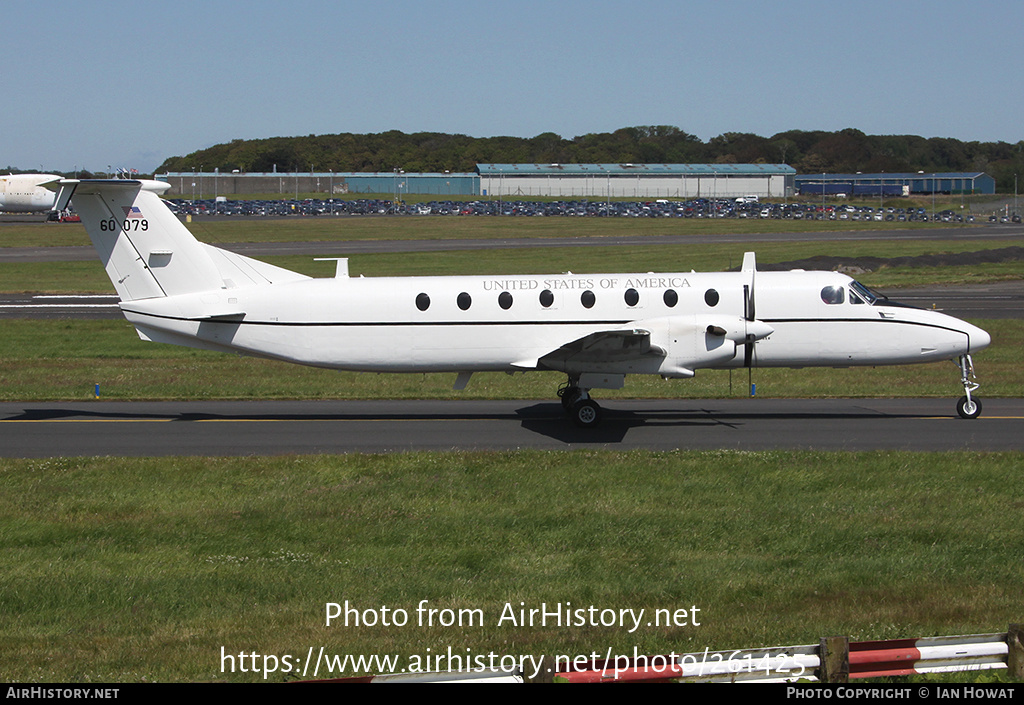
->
157, 126, 1024, 190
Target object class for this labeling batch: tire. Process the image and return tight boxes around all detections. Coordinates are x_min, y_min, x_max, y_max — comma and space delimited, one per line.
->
956, 395, 981, 419
571, 399, 601, 428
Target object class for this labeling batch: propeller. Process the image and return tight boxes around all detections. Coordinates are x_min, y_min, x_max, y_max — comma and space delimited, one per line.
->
741, 252, 757, 368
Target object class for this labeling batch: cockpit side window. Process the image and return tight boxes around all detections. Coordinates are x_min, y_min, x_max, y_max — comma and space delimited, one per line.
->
849, 288, 865, 304
820, 286, 845, 304
849, 280, 879, 305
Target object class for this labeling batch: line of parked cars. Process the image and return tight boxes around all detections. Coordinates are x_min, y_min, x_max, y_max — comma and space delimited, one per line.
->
163, 196, 1013, 223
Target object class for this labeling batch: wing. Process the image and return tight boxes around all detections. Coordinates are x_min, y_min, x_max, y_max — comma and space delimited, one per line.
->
535, 328, 665, 371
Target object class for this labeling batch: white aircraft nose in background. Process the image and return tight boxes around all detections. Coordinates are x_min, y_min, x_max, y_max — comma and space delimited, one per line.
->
0, 173, 62, 212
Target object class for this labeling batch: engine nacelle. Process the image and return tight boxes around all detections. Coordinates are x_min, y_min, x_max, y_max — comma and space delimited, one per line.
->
655, 314, 772, 377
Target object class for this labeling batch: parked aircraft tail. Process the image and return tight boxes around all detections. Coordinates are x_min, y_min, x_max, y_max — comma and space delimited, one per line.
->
55, 179, 308, 302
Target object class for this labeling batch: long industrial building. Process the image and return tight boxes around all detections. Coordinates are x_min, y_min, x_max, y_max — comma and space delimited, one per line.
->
157, 167, 998, 199
477, 163, 795, 199
155, 170, 478, 198
158, 163, 797, 199
795, 172, 995, 196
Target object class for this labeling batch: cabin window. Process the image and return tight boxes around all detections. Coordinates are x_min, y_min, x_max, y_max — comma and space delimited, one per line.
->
498, 292, 513, 310
624, 288, 639, 306
539, 289, 554, 308
416, 293, 431, 311
820, 286, 845, 305
581, 290, 596, 309
704, 289, 720, 307
663, 289, 678, 307
457, 292, 472, 311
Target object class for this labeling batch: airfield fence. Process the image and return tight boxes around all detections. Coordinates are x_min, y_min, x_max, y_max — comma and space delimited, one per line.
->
306, 624, 1021, 683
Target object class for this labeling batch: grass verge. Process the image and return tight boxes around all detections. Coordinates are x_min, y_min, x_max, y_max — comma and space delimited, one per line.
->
0, 213, 991, 249
1, 238, 1021, 294
1, 450, 1020, 682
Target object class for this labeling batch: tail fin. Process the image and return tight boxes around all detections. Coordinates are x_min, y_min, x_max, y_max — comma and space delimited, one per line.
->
57, 179, 307, 301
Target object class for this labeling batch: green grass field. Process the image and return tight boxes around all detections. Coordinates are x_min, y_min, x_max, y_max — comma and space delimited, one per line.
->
1, 216, 1021, 683
1, 230, 1021, 293
2, 450, 1021, 682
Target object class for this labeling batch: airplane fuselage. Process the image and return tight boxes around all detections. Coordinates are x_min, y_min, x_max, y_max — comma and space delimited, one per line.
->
0, 174, 60, 212
119, 267, 988, 377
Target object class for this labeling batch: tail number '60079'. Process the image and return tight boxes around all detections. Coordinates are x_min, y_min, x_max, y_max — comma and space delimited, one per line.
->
100, 218, 149, 232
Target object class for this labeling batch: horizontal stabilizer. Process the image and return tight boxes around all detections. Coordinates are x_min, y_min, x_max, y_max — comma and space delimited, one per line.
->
37, 175, 64, 193
120, 292, 245, 322
189, 311, 247, 322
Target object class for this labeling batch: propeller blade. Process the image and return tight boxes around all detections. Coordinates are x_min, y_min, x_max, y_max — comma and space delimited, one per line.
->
742, 252, 756, 321
741, 252, 758, 365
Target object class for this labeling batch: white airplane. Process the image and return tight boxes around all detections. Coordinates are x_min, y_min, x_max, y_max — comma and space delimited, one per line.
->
0, 173, 62, 212
53, 178, 991, 427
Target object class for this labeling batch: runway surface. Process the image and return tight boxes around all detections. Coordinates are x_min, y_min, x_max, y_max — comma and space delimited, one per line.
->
1, 398, 1021, 457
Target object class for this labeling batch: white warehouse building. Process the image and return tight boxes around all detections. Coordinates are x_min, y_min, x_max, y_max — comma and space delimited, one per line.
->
477, 163, 796, 199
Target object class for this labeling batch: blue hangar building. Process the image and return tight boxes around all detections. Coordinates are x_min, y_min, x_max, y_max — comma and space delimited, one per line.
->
795, 172, 995, 197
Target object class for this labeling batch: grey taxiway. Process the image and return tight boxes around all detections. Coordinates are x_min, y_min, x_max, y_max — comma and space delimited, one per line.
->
1, 398, 1022, 458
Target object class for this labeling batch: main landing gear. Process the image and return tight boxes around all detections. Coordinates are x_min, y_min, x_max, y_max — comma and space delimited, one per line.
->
558, 379, 601, 428
955, 354, 982, 419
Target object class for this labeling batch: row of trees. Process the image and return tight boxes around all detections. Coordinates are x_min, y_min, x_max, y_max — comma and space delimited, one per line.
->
155, 126, 1023, 192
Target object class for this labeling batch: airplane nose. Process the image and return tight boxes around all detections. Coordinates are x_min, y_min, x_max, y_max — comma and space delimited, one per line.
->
969, 324, 991, 353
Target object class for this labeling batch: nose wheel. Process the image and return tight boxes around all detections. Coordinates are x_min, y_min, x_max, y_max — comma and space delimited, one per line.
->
956, 395, 981, 420
956, 354, 982, 419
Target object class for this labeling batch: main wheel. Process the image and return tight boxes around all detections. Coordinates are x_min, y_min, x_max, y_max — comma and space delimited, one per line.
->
956, 395, 981, 419
570, 399, 601, 428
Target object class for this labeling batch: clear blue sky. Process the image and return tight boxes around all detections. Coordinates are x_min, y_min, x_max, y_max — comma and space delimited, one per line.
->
7, 0, 1022, 173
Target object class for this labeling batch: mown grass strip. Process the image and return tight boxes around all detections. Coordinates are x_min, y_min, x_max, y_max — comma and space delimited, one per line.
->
1, 238, 1020, 293
1, 450, 1021, 682
0, 213, 989, 248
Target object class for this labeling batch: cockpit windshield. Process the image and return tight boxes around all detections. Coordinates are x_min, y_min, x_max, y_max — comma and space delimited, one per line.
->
849, 280, 881, 305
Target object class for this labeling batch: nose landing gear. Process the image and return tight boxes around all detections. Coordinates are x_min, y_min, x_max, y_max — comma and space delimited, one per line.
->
955, 354, 982, 419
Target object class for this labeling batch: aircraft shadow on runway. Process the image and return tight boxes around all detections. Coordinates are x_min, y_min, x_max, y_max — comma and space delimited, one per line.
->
513, 402, 935, 444
2, 403, 931, 449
